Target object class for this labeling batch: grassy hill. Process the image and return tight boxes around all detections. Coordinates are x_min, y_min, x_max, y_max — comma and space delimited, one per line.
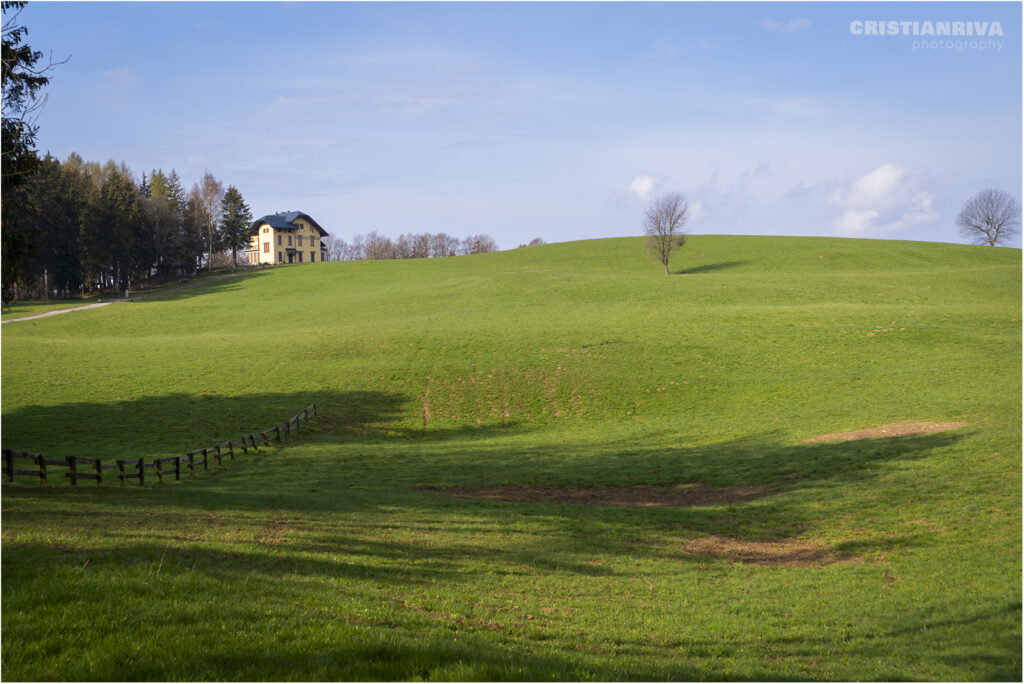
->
2, 236, 1020, 680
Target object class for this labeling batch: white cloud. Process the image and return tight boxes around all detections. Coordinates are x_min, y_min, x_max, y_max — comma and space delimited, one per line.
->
834, 209, 880, 235
829, 162, 907, 208
688, 199, 707, 224
763, 18, 812, 33
628, 174, 658, 201
828, 163, 939, 235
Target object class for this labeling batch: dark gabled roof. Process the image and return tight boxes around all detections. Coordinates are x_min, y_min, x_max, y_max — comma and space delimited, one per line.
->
250, 211, 328, 236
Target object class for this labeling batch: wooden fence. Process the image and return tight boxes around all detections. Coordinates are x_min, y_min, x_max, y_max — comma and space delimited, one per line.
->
3, 403, 317, 487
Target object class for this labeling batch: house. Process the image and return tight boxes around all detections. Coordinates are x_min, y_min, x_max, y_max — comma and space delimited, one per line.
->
245, 211, 329, 265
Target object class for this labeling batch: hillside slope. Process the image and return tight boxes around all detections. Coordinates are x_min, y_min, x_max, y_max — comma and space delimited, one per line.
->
2, 235, 1020, 680
2, 235, 1018, 450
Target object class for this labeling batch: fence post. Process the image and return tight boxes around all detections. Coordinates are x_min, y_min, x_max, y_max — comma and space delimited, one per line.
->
95, 458, 102, 486
174, 456, 181, 481
155, 459, 164, 485
187, 452, 195, 477
67, 455, 78, 486
4, 449, 12, 483
249, 433, 258, 449
118, 459, 125, 486
212, 446, 221, 467
137, 458, 145, 486
38, 453, 46, 485
227, 442, 234, 460
202, 448, 209, 471
313, 403, 318, 416
275, 425, 282, 442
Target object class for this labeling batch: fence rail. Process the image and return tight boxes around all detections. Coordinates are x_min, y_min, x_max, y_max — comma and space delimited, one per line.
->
3, 403, 318, 487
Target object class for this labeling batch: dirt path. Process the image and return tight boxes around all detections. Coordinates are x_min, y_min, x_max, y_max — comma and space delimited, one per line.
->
1, 273, 242, 325
1, 301, 113, 324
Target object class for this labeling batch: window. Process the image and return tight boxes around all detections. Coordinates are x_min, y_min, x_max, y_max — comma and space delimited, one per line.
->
277, 235, 281, 246
310, 252, 315, 262
297, 252, 303, 263
263, 242, 270, 253
298, 235, 303, 247
278, 251, 283, 263
288, 235, 292, 246
263, 227, 269, 234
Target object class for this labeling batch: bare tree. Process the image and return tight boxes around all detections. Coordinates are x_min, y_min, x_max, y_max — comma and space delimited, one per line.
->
411, 232, 432, 258
643, 192, 689, 275
323, 234, 347, 261
193, 172, 224, 270
957, 189, 1021, 246
460, 234, 498, 255
362, 231, 393, 260
393, 234, 413, 259
346, 234, 366, 260
430, 233, 460, 257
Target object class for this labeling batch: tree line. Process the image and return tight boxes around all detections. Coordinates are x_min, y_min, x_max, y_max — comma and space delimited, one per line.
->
3, 152, 253, 299
324, 231, 499, 261
3, 3, 254, 300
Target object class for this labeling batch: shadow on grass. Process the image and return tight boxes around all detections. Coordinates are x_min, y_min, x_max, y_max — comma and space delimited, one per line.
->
128, 268, 272, 304
3, 391, 1014, 680
2, 384, 971, 558
0, 389, 412, 460
674, 260, 752, 275
2, 386, 970, 532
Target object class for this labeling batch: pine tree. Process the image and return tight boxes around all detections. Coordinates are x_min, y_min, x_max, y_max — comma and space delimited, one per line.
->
21, 155, 82, 298
219, 185, 253, 269
177, 188, 205, 275
1, 0, 59, 296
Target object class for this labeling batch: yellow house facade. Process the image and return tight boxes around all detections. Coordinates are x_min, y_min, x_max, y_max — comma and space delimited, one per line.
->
245, 211, 329, 265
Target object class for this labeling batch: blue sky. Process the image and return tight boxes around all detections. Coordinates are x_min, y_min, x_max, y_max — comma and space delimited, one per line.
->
20, 1, 1023, 248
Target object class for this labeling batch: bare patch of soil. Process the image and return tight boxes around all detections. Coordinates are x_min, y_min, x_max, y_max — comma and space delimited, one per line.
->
681, 535, 852, 567
416, 482, 772, 507
804, 421, 967, 443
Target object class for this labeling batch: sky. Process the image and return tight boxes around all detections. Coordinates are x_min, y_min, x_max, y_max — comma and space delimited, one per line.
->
17, 1, 1023, 249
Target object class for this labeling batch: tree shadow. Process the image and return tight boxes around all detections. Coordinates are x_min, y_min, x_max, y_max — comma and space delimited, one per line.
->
2, 388, 971, 546
674, 260, 752, 275
125, 268, 272, 304
0, 389, 411, 462
4, 396, 1014, 680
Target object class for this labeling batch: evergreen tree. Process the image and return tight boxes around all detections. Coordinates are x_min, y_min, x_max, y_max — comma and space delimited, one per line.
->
78, 167, 151, 291
103, 169, 149, 290
24, 155, 81, 297
177, 188, 205, 275
219, 185, 253, 269
144, 169, 180, 277
78, 180, 107, 290
1, 0, 59, 295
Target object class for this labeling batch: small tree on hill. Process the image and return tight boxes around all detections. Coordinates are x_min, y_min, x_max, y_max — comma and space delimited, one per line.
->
956, 189, 1021, 246
643, 192, 689, 275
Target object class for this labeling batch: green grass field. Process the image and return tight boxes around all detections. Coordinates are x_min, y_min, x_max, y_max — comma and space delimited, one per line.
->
2, 235, 1020, 680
